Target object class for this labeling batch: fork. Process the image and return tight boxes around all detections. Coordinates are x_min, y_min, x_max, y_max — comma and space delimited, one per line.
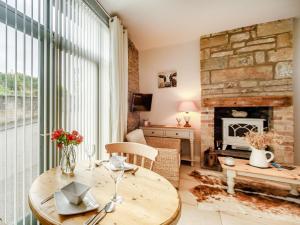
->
131, 167, 139, 175
84, 204, 107, 225
40, 194, 54, 205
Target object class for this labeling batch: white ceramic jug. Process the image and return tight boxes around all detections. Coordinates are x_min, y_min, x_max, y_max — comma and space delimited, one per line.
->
249, 147, 274, 168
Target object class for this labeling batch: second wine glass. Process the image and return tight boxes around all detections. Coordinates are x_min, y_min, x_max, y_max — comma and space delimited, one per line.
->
107, 156, 126, 204
85, 144, 96, 170
176, 117, 182, 127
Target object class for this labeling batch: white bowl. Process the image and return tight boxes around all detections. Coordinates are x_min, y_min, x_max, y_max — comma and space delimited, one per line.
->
61, 181, 90, 205
224, 157, 235, 166
109, 155, 126, 169
54, 191, 99, 215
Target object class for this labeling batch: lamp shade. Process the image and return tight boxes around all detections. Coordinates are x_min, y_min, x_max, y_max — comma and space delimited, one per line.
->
177, 101, 198, 112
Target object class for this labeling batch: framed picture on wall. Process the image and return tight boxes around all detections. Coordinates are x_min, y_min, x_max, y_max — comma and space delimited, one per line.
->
158, 71, 177, 88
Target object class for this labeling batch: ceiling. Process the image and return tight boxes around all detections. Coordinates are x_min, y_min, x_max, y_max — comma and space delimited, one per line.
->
98, 0, 300, 51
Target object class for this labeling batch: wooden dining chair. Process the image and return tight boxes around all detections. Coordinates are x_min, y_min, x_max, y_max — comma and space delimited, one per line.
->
105, 142, 158, 170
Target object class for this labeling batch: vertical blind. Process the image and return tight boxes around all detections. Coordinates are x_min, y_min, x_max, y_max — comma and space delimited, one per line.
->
0, 1, 40, 224
0, 0, 110, 224
41, 0, 110, 169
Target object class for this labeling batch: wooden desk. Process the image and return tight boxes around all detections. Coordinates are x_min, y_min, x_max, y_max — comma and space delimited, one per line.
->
218, 157, 300, 196
29, 161, 181, 225
141, 125, 195, 166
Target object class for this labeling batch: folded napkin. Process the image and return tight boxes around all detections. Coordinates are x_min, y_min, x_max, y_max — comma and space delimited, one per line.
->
109, 155, 126, 170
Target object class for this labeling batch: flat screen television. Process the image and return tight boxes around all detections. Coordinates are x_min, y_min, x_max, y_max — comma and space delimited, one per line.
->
131, 93, 153, 112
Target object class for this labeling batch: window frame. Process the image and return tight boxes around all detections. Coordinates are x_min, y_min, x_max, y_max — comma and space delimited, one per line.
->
0, 0, 109, 223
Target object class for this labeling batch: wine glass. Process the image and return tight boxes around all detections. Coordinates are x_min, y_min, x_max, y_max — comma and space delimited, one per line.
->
176, 116, 182, 127
85, 144, 96, 170
106, 156, 126, 204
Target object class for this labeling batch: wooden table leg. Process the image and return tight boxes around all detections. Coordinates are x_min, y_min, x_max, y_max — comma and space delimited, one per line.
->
290, 184, 299, 196
226, 170, 236, 195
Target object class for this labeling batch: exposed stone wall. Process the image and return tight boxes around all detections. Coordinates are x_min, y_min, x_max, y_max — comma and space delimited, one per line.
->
128, 39, 140, 132
201, 18, 293, 98
200, 18, 294, 164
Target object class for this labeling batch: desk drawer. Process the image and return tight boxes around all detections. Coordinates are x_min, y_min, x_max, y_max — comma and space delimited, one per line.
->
165, 130, 190, 139
143, 129, 164, 137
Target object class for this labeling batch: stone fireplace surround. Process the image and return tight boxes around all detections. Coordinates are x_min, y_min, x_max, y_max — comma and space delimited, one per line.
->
200, 18, 294, 165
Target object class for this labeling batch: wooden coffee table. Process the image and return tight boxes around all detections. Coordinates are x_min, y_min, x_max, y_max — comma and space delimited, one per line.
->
218, 157, 300, 196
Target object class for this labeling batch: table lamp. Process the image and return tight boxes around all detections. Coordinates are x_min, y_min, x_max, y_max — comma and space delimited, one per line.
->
177, 101, 198, 127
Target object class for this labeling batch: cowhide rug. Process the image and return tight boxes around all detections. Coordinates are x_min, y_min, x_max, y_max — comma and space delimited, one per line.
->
189, 170, 300, 223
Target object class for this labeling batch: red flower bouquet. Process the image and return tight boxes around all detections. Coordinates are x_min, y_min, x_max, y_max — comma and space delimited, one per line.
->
51, 129, 83, 149
51, 129, 83, 175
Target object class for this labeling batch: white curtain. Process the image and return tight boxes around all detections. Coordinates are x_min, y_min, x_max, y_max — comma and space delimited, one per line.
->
109, 16, 129, 142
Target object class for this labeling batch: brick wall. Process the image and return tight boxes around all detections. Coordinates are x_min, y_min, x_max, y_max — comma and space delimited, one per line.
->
200, 18, 294, 164
128, 39, 140, 132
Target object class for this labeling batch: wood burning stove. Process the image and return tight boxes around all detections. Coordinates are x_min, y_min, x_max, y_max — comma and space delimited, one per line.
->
214, 107, 271, 152
221, 118, 265, 150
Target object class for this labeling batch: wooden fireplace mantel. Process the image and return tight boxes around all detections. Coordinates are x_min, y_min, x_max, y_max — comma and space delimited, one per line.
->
202, 96, 292, 107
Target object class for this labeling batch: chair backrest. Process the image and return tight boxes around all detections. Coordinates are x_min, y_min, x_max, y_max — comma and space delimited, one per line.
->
105, 142, 158, 170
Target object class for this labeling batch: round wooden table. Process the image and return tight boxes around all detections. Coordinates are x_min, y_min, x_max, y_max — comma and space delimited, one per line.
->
28, 161, 181, 225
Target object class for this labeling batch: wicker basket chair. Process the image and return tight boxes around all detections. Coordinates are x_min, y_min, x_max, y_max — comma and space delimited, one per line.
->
126, 129, 181, 188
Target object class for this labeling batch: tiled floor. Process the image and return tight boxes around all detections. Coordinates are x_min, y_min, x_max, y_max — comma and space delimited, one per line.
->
177, 164, 300, 225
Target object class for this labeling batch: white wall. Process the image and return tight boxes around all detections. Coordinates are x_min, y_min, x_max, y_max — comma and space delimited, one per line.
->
139, 40, 201, 158
294, 18, 300, 165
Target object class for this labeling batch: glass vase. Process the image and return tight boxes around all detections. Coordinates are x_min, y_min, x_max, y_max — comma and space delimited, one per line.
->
60, 145, 76, 175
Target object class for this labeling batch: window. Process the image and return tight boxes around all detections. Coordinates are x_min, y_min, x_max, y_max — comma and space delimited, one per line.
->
53, 1, 110, 162
0, 0, 109, 224
0, 1, 40, 224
